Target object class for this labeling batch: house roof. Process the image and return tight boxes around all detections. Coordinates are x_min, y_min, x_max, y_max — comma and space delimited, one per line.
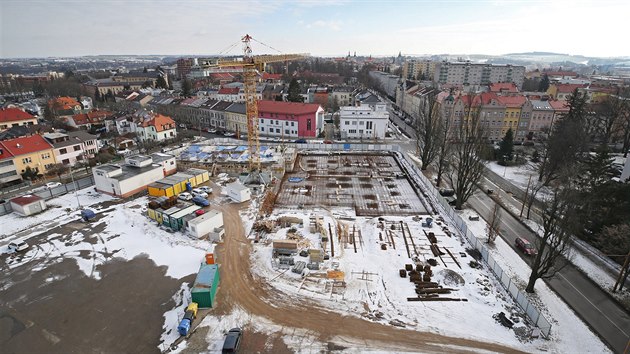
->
257, 100, 322, 115
549, 100, 569, 111
0, 125, 34, 141
496, 95, 527, 108
10, 194, 43, 206
262, 73, 282, 81
50, 97, 80, 111
0, 142, 15, 160
218, 87, 240, 95
0, 135, 53, 157
554, 84, 588, 93
0, 108, 35, 124
225, 103, 246, 114
72, 110, 113, 126
489, 82, 519, 93
140, 114, 176, 132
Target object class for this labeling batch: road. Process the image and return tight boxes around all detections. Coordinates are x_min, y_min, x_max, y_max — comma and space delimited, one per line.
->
469, 188, 630, 353
192, 201, 525, 353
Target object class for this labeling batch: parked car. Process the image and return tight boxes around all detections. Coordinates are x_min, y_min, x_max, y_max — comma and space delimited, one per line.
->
199, 186, 213, 194
46, 182, 62, 189
192, 196, 210, 207
222, 328, 242, 353
323, 140, 333, 144
515, 237, 537, 256
191, 188, 208, 198
223, 132, 236, 137
194, 209, 206, 216
208, 128, 217, 134
178, 192, 193, 201
8, 240, 29, 252
294, 139, 307, 144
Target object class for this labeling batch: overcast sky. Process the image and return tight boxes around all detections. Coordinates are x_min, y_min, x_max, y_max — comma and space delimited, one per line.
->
1, 0, 628, 58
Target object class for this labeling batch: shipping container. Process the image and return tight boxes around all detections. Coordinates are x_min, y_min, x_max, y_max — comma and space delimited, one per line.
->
191, 263, 220, 308
148, 182, 176, 197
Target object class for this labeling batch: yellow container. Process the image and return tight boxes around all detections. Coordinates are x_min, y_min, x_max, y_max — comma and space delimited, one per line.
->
186, 302, 198, 318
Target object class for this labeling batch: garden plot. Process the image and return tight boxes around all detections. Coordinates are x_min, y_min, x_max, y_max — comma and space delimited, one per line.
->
249, 208, 547, 350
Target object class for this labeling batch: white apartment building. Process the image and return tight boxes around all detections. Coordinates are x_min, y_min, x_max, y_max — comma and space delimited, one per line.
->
44, 131, 98, 166
339, 103, 389, 140
434, 62, 525, 89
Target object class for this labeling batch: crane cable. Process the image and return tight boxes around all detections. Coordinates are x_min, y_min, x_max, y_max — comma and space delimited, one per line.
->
250, 36, 283, 54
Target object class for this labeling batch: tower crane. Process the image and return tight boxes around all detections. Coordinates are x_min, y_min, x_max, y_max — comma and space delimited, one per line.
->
217, 34, 308, 172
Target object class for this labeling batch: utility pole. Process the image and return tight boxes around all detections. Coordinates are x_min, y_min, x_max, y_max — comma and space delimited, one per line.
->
69, 166, 81, 210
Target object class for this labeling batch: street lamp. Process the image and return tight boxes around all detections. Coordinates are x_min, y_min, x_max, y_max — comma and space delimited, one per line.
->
69, 166, 81, 210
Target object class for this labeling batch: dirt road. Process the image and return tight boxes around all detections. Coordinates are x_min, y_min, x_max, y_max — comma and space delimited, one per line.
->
204, 203, 525, 353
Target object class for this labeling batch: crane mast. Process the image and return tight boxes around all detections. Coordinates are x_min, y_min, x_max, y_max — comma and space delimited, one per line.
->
217, 34, 308, 172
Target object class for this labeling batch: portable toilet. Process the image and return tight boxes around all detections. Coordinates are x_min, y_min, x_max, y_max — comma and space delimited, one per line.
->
186, 182, 192, 192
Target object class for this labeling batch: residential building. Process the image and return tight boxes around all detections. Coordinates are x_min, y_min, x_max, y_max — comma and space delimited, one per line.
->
0, 108, 37, 131
225, 103, 247, 136
0, 135, 57, 176
546, 83, 587, 100
527, 99, 555, 140
48, 97, 84, 116
549, 100, 569, 128
44, 130, 98, 166
216, 87, 241, 102
257, 101, 324, 138
496, 95, 527, 138
0, 146, 20, 185
68, 110, 113, 130
137, 114, 177, 142
434, 62, 525, 89
403, 60, 437, 81
330, 86, 355, 107
339, 102, 389, 139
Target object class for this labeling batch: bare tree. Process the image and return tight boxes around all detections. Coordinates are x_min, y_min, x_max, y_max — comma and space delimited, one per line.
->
435, 113, 452, 187
486, 204, 502, 244
591, 93, 628, 144
414, 88, 441, 170
446, 95, 487, 209
525, 187, 575, 293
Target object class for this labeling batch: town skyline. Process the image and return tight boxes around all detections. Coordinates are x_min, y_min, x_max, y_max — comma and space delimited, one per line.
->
1, 0, 629, 58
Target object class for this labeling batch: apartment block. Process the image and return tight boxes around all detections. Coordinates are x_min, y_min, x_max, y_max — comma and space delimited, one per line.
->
434, 62, 525, 89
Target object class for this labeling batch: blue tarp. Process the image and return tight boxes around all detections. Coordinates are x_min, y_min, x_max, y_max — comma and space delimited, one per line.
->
288, 177, 304, 183
235, 146, 247, 152
81, 209, 96, 221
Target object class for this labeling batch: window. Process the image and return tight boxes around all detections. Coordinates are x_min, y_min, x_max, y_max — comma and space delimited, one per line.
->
74, 146, 81, 151
22, 157, 32, 164
60, 148, 67, 154
261, 127, 265, 132
276, 128, 280, 133
352, 121, 357, 125
62, 159, 70, 164
345, 121, 349, 125
285, 129, 290, 135
359, 121, 364, 125
291, 122, 294, 127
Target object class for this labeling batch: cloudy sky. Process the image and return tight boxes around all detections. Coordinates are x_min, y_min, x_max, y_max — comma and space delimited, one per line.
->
1, 0, 628, 58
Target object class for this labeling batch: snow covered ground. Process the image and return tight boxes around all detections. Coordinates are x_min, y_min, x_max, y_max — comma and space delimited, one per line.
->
242, 205, 610, 353
0, 188, 215, 351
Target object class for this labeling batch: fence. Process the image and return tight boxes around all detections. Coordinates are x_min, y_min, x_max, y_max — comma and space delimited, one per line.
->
398, 152, 552, 338
0, 175, 95, 217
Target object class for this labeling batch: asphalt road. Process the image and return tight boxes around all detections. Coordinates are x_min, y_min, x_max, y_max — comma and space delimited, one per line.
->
469, 189, 630, 353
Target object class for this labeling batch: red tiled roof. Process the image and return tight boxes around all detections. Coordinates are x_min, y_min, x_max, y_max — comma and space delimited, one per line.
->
489, 83, 519, 93
554, 84, 587, 93
0, 135, 53, 157
0, 142, 15, 161
0, 108, 35, 123
10, 194, 43, 206
140, 114, 176, 132
49, 97, 80, 111
257, 100, 322, 115
262, 73, 282, 80
218, 87, 239, 95
549, 100, 569, 111
496, 95, 527, 107
460, 92, 499, 107
210, 73, 234, 80
72, 110, 112, 126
